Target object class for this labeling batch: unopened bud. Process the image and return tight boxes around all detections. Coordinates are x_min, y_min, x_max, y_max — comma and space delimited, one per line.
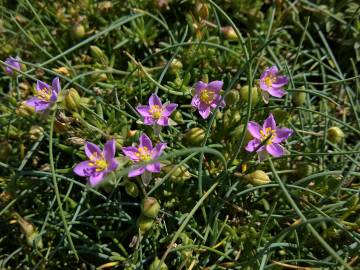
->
141, 197, 160, 218
224, 90, 239, 106
163, 165, 191, 183
64, 88, 81, 111
327, 127, 344, 144
183, 127, 205, 146
97, 1, 113, 12
90, 45, 109, 66
170, 59, 183, 73
0, 141, 12, 160
71, 23, 86, 40
195, 2, 209, 20
292, 86, 306, 106
17, 215, 43, 249
16, 102, 35, 117
125, 181, 139, 198
271, 108, 290, 124
137, 214, 155, 233
66, 136, 86, 146
222, 26, 237, 40
172, 110, 184, 124
29, 126, 44, 141
240, 86, 259, 104
149, 257, 168, 270
245, 170, 271, 186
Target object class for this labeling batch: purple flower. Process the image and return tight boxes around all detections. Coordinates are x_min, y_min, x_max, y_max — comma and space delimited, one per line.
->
191, 80, 225, 119
4, 56, 21, 76
259, 66, 288, 103
26, 77, 61, 112
136, 94, 177, 126
73, 139, 119, 187
245, 114, 293, 161
122, 133, 166, 180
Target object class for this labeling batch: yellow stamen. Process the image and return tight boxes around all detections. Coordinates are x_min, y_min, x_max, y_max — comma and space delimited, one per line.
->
264, 75, 275, 87
36, 87, 52, 101
149, 105, 162, 119
260, 127, 276, 145
88, 152, 108, 171
199, 89, 215, 104
136, 146, 151, 161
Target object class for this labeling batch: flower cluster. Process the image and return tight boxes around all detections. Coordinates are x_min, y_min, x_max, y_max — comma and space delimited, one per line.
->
3, 55, 293, 186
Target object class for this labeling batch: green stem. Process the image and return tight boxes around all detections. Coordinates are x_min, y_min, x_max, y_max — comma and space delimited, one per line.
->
49, 110, 79, 260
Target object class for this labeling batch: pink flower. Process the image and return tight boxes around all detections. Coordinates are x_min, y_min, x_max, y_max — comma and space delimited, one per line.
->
191, 80, 225, 119
245, 114, 293, 161
4, 56, 21, 76
136, 94, 177, 126
122, 134, 166, 184
26, 77, 61, 111
259, 66, 288, 103
73, 139, 119, 187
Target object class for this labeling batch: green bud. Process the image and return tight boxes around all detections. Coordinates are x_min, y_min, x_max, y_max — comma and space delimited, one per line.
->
137, 214, 154, 233
239, 86, 259, 104
246, 170, 271, 186
223, 109, 241, 130
195, 2, 209, 20
271, 108, 290, 124
170, 59, 183, 73
90, 45, 109, 66
295, 162, 314, 178
17, 216, 43, 249
292, 87, 307, 106
71, 23, 86, 40
141, 197, 160, 218
91, 69, 108, 82
224, 90, 239, 106
183, 127, 205, 146
221, 26, 237, 40
29, 126, 44, 142
149, 257, 168, 270
229, 124, 252, 144
163, 165, 191, 183
0, 141, 12, 161
16, 102, 35, 117
172, 110, 184, 124
327, 127, 344, 144
125, 181, 139, 198
64, 88, 81, 111
97, 1, 113, 12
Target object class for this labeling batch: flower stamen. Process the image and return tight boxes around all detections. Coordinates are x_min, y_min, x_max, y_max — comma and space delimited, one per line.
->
36, 87, 52, 101
260, 127, 276, 145
199, 89, 215, 104
149, 105, 162, 119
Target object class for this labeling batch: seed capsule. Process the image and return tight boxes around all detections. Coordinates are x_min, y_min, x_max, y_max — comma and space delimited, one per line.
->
137, 214, 155, 233
245, 170, 271, 186
327, 127, 344, 144
292, 86, 307, 106
141, 197, 160, 218
183, 127, 205, 146
149, 257, 168, 270
64, 88, 81, 111
239, 86, 259, 104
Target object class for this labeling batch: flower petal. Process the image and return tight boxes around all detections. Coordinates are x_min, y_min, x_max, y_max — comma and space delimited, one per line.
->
149, 94, 162, 107
128, 166, 145, 177
157, 116, 169, 126
122, 146, 140, 161
143, 117, 155, 125
163, 103, 177, 117
198, 105, 211, 119
247, 121, 262, 139
263, 113, 276, 130
151, 142, 167, 159
89, 172, 105, 187
36, 80, 50, 92
273, 127, 293, 143
272, 76, 288, 88
85, 142, 102, 159
194, 81, 207, 95
245, 139, 261, 152
34, 102, 51, 111
266, 143, 284, 157
106, 158, 119, 172
267, 87, 286, 98
267, 66, 278, 76
73, 161, 93, 176
207, 81, 223, 93
52, 77, 61, 94
139, 133, 152, 150
136, 105, 151, 117
26, 97, 41, 107
261, 91, 270, 104
104, 139, 116, 162
146, 162, 161, 173
257, 150, 268, 162
191, 95, 200, 107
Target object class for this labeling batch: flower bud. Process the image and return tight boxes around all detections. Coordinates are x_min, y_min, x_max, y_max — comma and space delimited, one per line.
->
271, 109, 290, 124
172, 110, 184, 124
221, 26, 237, 40
170, 59, 183, 73
141, 197, 160, 218
163, 165, 191, 183
125, 181, 139, 198
90, 45, 109, 66
183, 127, 205, 146
195, 2, 209, 20
29, 126, 44, 142
71, 23, 86, 40
137, 214, 155, 233
97, 1, 113, 12
327, 127, 344, 144
294, 162, 314, 178
149, 257, 168, 270
91, 69, 108, 82
0, 141, 12, 160
0, 191, 12, 203
239, 86, 259, 104
223, 109, 241, 129
292, 86, 307, 106
245, 170, 271, 186
64, 88, 81, 111
16, 102, 35, 117
66, 136, 86, 146
224, 90, 239, 106
17, 215, 43, 249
